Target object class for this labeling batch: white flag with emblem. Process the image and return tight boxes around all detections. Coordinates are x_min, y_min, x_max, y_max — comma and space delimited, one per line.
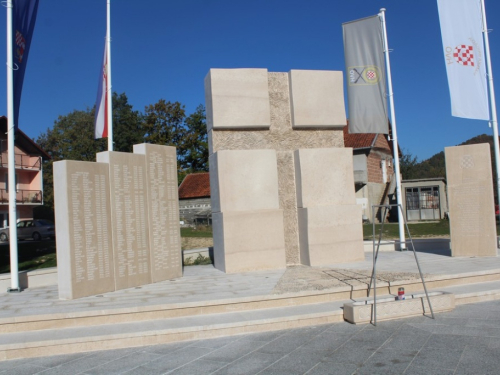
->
437, 0, 489, 120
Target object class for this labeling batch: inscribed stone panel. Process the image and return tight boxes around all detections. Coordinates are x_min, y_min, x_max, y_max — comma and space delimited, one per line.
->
97, 151, 152, 289
445, 143, 497, 257
133, 144, 182, 282
54, 161, 115, 299
289, 70, 346, 128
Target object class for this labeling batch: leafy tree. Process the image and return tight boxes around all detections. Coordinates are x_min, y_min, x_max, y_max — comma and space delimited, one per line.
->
37, 93, 143, 209
36, 108, 105, 208
143, 100, 186, 150
399, 150, 419, 180
112, 92, 145, 152
182, 105, 208, 172
143, 100, 209, 183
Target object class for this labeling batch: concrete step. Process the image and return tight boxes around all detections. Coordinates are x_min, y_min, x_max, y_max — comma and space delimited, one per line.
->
2, 278, 500, 361
2, 269, 500, 335
0, 301, 346, 361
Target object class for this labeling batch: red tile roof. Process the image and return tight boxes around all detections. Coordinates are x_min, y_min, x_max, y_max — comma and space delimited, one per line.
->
343, 125, 377, 149
178, 172, 210, 199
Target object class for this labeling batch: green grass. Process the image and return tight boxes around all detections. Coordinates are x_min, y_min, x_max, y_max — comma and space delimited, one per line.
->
180, 226, 213, 238
0, 240, 57, 274
363, 219, 500, 240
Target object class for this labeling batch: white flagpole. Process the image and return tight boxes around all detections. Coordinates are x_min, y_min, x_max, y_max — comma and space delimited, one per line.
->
6, 0, 20, 292
106, 0, 113, 151
379, 8, 406, 250
481, 0, 500, 207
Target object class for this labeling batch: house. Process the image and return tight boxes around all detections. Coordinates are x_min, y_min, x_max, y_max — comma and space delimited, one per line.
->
0, 117, 50, 227
344, 126, 397, 223
401, 177, 448, 221
178, 172, 211, 225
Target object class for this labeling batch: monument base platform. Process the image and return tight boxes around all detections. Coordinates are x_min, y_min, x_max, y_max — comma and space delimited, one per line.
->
1, 247, 500, 361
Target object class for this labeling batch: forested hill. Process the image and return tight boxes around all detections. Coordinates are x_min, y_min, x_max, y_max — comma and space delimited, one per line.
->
401, 134, 496, 180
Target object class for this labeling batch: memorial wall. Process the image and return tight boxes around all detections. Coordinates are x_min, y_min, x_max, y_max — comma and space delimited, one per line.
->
54, 144, 181, 299
445, 143, 497, 257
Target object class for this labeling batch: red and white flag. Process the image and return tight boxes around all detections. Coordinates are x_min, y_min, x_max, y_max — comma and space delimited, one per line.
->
437, 0, 489, 120
94, 43, 108, 138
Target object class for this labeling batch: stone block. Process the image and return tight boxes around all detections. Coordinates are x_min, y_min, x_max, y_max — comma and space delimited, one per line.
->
54, 160, 115, 299
97, 151, 152, 289
298, 205, 364, 266
445, 144, 497, 257
205, 68, 271, 131
344, 292, 455, 324
294, 148, 356, 208
209, 149, 280, 213
288, 70, 346, 128
133, 144, 182, 282
212, 210, 286, 273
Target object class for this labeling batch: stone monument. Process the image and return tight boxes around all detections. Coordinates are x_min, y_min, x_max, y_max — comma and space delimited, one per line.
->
54, 144, 182, 299
54, 161, 115, 299
133, 144, 182, 281
205, 68, 364, 272
445, 143, 497, 257
96, 151, 152, 289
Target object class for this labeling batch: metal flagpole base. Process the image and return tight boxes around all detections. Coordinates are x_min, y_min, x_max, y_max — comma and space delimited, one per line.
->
7, 287, 22, 293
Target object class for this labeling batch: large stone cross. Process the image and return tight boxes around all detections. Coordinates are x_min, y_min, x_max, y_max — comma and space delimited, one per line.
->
205, 69, 364, 272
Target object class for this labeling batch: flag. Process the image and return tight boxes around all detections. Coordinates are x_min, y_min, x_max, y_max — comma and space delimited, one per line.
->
437, 0, 489, 120
343, 15, 388, 134
94, 43, 108, 139
13, 0, 39, 129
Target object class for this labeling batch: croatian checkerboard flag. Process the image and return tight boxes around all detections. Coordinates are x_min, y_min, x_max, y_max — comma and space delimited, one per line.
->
94, 42, 108, 139
437, 0, 489, 120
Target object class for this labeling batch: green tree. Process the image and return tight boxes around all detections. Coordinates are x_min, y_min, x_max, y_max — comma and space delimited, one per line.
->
36, 108, 105, 208
143, 100, 186, 150
182, 105, 208, 172
37, 93, 143, 209
399, 150, 419, 180
112, 92, 145, 152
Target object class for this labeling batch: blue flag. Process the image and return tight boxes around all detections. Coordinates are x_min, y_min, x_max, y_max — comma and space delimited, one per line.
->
12, 0, 39, 129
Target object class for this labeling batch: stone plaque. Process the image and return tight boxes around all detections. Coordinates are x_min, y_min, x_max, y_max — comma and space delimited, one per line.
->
134, 144, 182, 282
54, 161, 115, 299
97, 151, 152, 289
445, 143, 497, 257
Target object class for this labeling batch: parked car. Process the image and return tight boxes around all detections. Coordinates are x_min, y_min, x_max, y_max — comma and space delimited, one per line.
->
0, 219, 55, 242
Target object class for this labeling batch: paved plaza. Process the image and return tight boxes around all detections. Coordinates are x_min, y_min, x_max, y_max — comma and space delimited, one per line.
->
0, 299, 499, 374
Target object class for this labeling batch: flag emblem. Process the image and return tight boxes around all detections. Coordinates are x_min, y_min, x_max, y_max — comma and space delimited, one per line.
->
348, 65, 381, 86
454, 45, 475, 67
15, 30, 26, 64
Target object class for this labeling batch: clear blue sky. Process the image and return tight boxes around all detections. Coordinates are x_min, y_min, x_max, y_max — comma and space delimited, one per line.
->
1, 0, 500, 161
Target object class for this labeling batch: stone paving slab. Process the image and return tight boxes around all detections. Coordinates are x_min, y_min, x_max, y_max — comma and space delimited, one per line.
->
1, 300, 500, 374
